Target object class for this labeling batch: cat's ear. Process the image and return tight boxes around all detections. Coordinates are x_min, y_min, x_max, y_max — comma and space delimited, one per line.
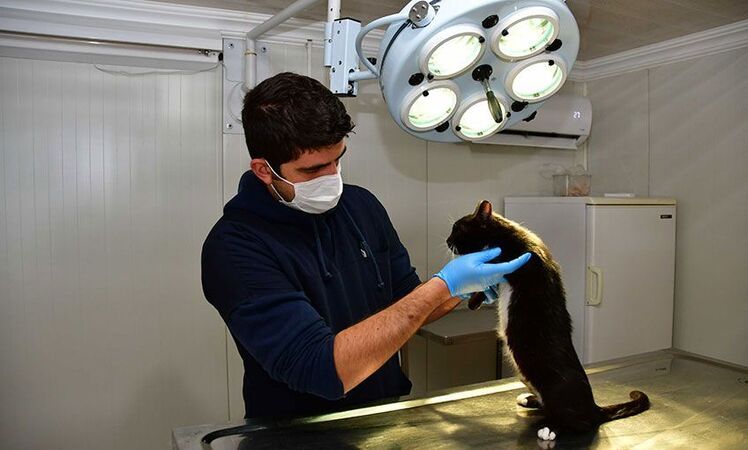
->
477, 200, 493, 221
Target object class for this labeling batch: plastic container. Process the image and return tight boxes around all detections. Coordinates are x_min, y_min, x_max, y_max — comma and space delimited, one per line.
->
553, 174, 591, 196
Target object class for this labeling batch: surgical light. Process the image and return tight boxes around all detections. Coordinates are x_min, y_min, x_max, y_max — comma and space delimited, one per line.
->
325, 0, 579, 143
454, 95, 507, 140
506, 56, 567, 102
492, 7, 559, 61
421, 25, 486, 79
402, 82, 459, 131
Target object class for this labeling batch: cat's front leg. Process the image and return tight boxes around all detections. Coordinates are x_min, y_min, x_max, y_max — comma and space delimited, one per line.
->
517, 378, 543, 409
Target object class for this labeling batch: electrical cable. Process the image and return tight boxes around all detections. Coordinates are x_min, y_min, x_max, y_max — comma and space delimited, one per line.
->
93, 63, 220, 77
220, 60, 244, 124
226, 80, 244, 124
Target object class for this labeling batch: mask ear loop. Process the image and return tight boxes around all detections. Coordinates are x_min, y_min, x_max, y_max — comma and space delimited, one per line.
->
265, 161, 294, 202
268, 181, 289, 203
265, 161, 290, 184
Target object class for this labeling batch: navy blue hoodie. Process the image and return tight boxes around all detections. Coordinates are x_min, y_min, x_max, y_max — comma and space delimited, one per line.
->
201, 171, 421, 418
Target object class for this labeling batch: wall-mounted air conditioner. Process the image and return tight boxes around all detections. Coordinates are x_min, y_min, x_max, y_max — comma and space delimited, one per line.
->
479, 94, 592, 150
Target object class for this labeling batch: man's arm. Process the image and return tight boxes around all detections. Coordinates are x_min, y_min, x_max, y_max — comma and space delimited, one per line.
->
395, 280, 461, 326
424, 296, 461, 324
334, 277, 451, 394
334, 248, 531, 394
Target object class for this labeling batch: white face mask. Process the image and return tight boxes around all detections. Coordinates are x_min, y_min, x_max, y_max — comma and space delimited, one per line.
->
266, 162, 343, 214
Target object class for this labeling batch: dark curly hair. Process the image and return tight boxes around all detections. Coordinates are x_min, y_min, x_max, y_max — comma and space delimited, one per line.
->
241, 72, 355, 170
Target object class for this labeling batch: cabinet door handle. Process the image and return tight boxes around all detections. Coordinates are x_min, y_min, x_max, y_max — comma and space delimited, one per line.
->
586, 266, 603, 306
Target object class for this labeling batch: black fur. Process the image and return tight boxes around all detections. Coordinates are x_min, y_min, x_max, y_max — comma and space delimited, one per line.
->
447, 200, 650, 439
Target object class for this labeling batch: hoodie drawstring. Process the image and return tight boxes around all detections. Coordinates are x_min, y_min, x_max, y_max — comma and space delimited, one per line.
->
311, 219, 333, 281
341, 205, 385, 290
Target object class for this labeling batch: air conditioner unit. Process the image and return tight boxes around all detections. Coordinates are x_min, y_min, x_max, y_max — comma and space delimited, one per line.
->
478, 94, 592, 150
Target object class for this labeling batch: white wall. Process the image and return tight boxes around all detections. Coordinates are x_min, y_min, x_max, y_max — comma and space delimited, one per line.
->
587, 71, 650, 196
0, 57, 227, 450
425, 83, 583, 275
586, 48, 748, 367
425, 141, 580, 275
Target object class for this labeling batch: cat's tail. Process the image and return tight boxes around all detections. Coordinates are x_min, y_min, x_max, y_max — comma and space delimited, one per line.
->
598, 390, 650, 422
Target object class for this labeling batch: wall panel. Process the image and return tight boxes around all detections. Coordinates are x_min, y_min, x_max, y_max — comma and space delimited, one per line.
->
586, 47, 748, 366
0, 57, 226, 450
649, 48, 748, 366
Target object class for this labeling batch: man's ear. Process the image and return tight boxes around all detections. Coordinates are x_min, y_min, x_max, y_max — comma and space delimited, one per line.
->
250, 159, 273, 185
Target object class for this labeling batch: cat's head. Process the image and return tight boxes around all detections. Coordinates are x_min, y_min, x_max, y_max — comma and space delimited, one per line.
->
446, 200, 514, 255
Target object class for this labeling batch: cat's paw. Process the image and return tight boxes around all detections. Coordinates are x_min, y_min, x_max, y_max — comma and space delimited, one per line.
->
516, 393, 542, 408
516, 393, 532, 406
537, 427, 557, 441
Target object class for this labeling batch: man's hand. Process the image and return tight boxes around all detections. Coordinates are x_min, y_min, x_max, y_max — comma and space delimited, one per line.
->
434, 248, 531, 297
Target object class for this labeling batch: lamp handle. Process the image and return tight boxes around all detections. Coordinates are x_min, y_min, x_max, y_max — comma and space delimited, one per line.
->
487, 91, 503, 123
355, 12, 409, 78
481, 79, 503, 124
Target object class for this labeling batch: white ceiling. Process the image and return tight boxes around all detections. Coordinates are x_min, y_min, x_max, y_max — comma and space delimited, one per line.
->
156, 0, 748, 60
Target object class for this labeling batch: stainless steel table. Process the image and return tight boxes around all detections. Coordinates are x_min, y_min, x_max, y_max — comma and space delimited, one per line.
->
173, 350, 747, 449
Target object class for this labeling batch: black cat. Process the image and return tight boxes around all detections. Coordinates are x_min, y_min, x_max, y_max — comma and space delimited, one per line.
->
446, 200, 649, 441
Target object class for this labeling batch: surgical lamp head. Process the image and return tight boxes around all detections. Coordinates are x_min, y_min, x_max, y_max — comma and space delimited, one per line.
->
330, 0, 579, 143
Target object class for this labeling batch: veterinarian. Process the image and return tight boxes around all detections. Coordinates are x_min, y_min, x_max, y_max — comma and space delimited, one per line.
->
201, 72, 530, 419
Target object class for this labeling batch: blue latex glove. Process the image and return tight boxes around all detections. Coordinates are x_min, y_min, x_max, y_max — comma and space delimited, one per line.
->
435, 248, 531, 297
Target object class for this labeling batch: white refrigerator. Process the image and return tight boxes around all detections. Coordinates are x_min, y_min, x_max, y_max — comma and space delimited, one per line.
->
504, 197, 676, 364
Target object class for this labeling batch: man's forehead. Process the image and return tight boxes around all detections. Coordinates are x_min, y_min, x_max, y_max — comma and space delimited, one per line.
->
291, 141, 346, 166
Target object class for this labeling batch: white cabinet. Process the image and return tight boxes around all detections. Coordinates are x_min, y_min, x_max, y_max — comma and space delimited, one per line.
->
505, 197, 676, 364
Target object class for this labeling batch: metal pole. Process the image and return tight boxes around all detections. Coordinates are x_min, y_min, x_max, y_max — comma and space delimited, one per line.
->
327, 0, 341, 22
244, 0, 325, 89
306, 39, 313, 76
324, 0, 341, 67
246, 0, 324, 40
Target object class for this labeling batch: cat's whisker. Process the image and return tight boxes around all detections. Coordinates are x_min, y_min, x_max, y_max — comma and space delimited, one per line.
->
444, 243, 457, 260
439, 241, 456, 261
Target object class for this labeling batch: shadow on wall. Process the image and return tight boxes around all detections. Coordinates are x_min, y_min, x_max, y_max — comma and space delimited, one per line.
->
341, 87, 429, 184
119, 367, 222, 450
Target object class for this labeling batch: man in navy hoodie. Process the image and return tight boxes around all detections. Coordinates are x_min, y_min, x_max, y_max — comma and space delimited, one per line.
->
201, 72, 530, 419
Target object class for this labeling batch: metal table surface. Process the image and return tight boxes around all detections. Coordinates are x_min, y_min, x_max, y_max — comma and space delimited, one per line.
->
173, 351, 747, 449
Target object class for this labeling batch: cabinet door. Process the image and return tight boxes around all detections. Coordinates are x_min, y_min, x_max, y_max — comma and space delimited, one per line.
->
585, 205, 676, 363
